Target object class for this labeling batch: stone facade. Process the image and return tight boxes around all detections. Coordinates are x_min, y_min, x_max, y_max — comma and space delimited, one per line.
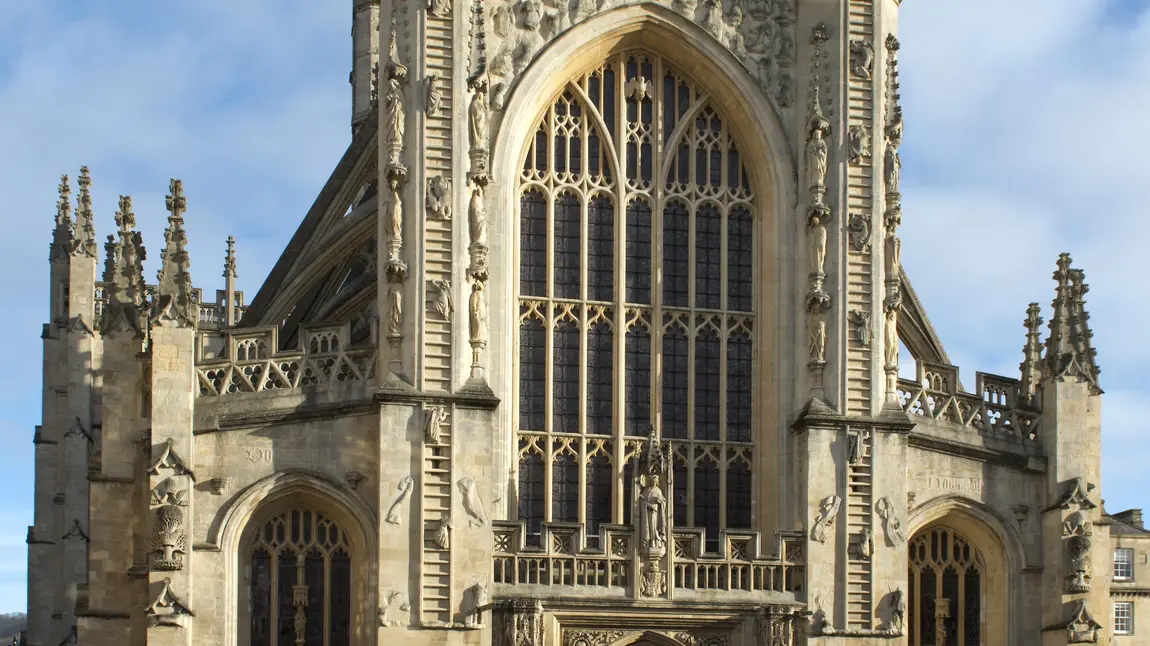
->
25, 1, 1129, 645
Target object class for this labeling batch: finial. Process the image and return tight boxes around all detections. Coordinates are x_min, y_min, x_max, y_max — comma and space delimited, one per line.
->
1042, 254, 1101, 393
102, 235, 116, 282
153, 179, 194, 327
50, 174, 74, 261
72, 166, 97, 258
115, 195, 135, 234
386, 18, 408, 83
1019, 302, 1044, 405
223, 236, 237, 279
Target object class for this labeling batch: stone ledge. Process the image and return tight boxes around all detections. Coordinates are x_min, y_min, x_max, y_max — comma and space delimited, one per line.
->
196, 399, 376, 434
908, 432, 1046, 471
75, 608, 131, 620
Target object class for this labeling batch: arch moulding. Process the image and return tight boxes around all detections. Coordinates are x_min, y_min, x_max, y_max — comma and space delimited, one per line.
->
209, 469, 379, 646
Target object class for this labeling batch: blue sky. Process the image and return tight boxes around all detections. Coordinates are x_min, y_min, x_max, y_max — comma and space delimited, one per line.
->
0, 0, 1147, 613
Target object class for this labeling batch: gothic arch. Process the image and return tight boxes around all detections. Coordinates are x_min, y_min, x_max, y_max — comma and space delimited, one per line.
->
487, 2, 798, 525
908, 495, 1023, 646
214, 469, 379, 646
608, 631, 694, 646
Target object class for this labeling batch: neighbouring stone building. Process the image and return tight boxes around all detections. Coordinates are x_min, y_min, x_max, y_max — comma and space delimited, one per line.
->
25, 0, 1137, 644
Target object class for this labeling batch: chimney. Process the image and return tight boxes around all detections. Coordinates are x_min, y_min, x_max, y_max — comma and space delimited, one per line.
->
1114, 509, 1144, 530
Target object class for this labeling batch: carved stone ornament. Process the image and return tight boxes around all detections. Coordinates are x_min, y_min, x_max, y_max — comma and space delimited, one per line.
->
147, 439, 195, 480
387, 282, 403, 339
639, 562, 667, 597
847, 212, 872, 252
462, 580, 489, 628
883, 303, 899, 370
886, 588, 906, 633
458, 476, 490, 527
500, 599, 544, 646
1057, 477, 1098, 511
469, 279, 489, 348
424, 405, 447, 444
807, 206, 829, 279
384, 77, 406, 168
1065, 599, 1102, 644
379, 590, 410, 627
810, 494, 841, 544
385, 476, 414, 525
875, 496, 906, 545
848, 125, 871, 164
146, 578, 193, 628
432, 279, 453, 321
1065, 534, 1092, 593
150, 477, 188, 507
846, 428, 869, 465
208, 477, 229, 496
149, 504, 188, 571
854, 527, 874, 561
428, 0, 451, 17
344, 471, 366, 490
425, 74, 443, 117
433, 516, 453, 550
849, 39, 874, 80
426, 174, 452, 220
849, 309, 871, 348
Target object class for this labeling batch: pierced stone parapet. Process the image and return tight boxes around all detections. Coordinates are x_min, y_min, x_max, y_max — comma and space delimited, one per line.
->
896, 365, 1041, 442
195, 324, 376, 397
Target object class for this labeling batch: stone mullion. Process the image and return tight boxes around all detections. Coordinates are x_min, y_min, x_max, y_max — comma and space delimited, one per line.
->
544, 303, 555, 525
611, 50, 627, 528
651, 54, 665, 440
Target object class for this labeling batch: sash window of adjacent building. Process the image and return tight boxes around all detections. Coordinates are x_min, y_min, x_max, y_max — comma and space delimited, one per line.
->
1114, 547, 1134, 580
516, 50, 757, 553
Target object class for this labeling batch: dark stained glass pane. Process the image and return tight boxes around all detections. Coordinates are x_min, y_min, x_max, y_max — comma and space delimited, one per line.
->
554, 192, 581, 299
603, 66, 616, 141
519, 316, 546, 432
942, 567, 959, 646
518, 451, 545, 547
694, 460, 721, 553
534, 125, 548, 171
553, 320, 580, 433
662, 325, 688, 439
276, 550, 296, 644
330, 551, 351, 646
586, 322, 613, 435
662, 73, 676, 144
727, 460, 751, 528
673, 458, 689, 527
586, 454, 612, 546
520, 190, 547, 296
304, 550, 324, 646
588, 196, 614, 302
695, 204, 722, 309
694, 328, 720, 441
625, 325, 651, 436
964, 567, 981, 645
920, 568, 937, 646
726, 331, 752, 442
552, 453, 579, 523
908, 569, 917, 645
662, 201, 689, 307
727, 149, 741, 190
728, 206, 753, 311
250, 548, 272, 646
622, 461, 634, 526
625, 199, 651, 304
568, 100, 583, 176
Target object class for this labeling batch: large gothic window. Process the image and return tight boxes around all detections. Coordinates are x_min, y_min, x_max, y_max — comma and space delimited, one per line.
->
908, 526, 985, 646
516, 50, 756, 553
247, 508, 352, 646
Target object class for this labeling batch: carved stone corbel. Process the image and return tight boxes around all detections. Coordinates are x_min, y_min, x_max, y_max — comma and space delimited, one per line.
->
147, 439, 195, 480
1065, 600, 1102, 643
146, 578, 193, 628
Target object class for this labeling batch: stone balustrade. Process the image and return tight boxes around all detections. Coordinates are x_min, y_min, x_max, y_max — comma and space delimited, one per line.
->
896, 360, 1041, 443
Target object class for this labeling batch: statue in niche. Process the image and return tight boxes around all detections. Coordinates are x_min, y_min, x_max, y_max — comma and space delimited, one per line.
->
387, 187, 403, 250
433, 517, 452, 550
805, 117, 830, 193
468, 184, 488, 249
639, 473, 668, 551
848, 125, 871, 164
428, 0, 451, 16
385, 476, 414, 525
425, 74, 443, 117
149, 504, 187, 571
854, 527, 874, 561
469, 85, 489, 151
884, 117, 902, 195
458, 476, 489, 527
431, 279, 452, 321
387, 284, 402, 338
883, 303, 899, 369
808, 309, 827, 364
469, 280, 489, 347
849, 40, 874, 80
807, 207, 829, 277
847, 428, 869, 465
875, 497, 906, 545
426, 175, 451, 220
885, 230, 901, 281
849, 309, 871, 348
701, 0, 724, 38
424, 406, 447, 444
384, 78, 405, 164
848, 212, 872, 252
810, 495, 841, 544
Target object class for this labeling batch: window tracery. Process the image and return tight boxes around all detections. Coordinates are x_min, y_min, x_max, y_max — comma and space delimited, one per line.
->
907, 526, 984, 646
515, 50, 757, 555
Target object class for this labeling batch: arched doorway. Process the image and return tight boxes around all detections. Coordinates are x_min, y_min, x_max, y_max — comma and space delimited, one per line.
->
907, 525, 985, 645
245, 507, 353, 646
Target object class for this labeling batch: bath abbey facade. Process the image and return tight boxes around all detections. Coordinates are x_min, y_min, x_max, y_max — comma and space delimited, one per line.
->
27, 0, 1146, 644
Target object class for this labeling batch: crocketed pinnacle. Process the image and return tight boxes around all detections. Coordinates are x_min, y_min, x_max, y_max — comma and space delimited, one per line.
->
1019, 302, 1044, 405
153, 179, 195, 326
50, 174, 73, 262
72, 166, 97, 259
102, 195, 147, 335
223, 235, 237, 279
1042, 253, 1101, 393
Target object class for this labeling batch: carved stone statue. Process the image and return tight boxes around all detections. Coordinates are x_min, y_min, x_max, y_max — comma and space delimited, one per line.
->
387, 284, 403, 338
848, 125, 870, 164
808, 309, 827, 364
574, 0, 597, 22
639, 474, 668, 550
462, 580, 488, 627
424, 406, 447, 444
849, 309, 871, 348
384, 78, 405, 164
849, 40, 874, 80
469, 280, 488, 347
433, 517, 452, 550
379, 590, 410, 627
469, 184, 488, 249
890, 588, 906, 632
855, 527, 874, 561
426, 175, 451, 220
385, 476, 414, 525
885, 231, 901, 281
425, 74, 443, 117
469, 86, 489, 151
805, 122, 829, 192
149, 504, 188, 571
807, 208, 828, 278
884, 120, 902, 195
847, 428, 869, 464
883, 305, 899, 369
701, 0, 724, 38
432, 279, 452, 321
875, 497, 906, 545
810, 495, 841, 544
458, 476, 489, 527
428, 0, 451, 17
388, 188, 404, 249
848, 212, 872, 252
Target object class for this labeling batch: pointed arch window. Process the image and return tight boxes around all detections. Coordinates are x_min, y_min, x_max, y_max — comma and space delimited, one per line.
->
515, 50, 758, 554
